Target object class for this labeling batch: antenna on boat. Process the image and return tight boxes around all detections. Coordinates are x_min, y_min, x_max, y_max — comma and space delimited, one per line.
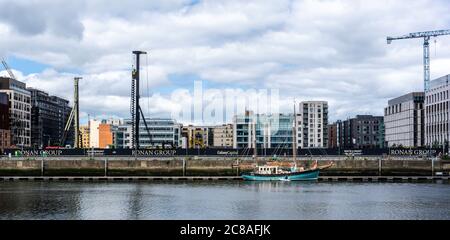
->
292, 99, 297, 168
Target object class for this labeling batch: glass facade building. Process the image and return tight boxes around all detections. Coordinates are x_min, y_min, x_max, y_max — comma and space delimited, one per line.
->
120, 118, 182, 148
233, 111, 295, 149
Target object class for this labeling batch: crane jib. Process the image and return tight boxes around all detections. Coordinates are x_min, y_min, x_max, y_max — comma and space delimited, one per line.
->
387, 29, 450, 41
386, 29, 450, 92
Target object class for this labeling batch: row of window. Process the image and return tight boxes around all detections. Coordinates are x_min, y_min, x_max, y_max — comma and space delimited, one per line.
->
385, 103, 424, 115
426, 90, 449, 104
11, 93, 31, 104
426, 101, 448, 113
13, 101, 30, 112
426, 113, 448, 123
426, 124, 448, 134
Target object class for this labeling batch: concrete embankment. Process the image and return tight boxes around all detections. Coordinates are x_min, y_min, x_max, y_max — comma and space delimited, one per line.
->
0, 156, 449, 177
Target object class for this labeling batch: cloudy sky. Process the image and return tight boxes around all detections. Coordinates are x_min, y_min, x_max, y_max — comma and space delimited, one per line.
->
0, 0, 449, 125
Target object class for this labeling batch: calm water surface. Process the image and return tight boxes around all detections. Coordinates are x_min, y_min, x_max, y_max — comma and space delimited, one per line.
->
0, 181, 449, 220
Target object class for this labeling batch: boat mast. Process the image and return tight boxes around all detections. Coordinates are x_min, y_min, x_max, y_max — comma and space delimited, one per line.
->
253, 114, 257, 165
292, 100, 297, 167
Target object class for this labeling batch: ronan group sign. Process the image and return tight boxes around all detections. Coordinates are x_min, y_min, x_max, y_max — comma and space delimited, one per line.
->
1, 149, 85, 156
388, 148, 439, 156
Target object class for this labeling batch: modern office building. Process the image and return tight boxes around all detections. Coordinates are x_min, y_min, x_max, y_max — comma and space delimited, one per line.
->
182, 125, 211, 149
121, 118, 182, 148
0, 92, 11, 150
297, 101, 328, 148
384, 92, 425, 147
336, 115, 385, 149
0, 77, 31, 148
233, 111, 295, 149
111, 125, 126, 149
212, 124, 233, 148
28, 88, 72, 148
425, 74, 450, 147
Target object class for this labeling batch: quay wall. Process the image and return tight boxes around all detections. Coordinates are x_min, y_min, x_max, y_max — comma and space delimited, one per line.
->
0, 157, 449, 176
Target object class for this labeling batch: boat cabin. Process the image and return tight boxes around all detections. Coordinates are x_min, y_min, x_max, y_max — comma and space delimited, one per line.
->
257, 166, 280, 174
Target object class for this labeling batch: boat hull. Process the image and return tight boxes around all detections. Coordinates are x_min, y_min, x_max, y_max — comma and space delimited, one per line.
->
242, 169, 320, 181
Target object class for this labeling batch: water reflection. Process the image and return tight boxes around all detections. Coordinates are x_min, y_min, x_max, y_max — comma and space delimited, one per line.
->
0, 181, 449, 220
0, 182, 82, 219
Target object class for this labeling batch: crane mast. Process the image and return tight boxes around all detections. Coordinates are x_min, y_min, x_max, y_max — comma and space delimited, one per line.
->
387, 29, 450, 91
1, 57, 17, 80
61, 77, 82, 148
130, 51, 153, 150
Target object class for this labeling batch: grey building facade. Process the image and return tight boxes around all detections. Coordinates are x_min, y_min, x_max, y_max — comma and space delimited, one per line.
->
425, 74, 450, 147
384, 92, 425, 147
28, 88, 73, 148
336, 115, 385, 149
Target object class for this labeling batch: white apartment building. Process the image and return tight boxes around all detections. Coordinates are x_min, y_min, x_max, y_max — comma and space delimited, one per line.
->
297, 101, 328, 148
212, 124, 233, 148
0, 77, 31, 147
89, 119, 101, 148
425, 74, 450, 146
106, 118, 123, 126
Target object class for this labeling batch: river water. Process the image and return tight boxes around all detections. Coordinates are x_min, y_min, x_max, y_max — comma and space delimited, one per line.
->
0, 181, 448, 220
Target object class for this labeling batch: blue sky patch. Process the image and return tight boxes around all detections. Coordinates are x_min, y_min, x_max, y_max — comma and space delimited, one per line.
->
5, 56, 49, 75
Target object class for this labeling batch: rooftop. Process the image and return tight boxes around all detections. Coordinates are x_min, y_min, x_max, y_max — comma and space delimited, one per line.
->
388, 92, 424, 106
429, 74, 450, 90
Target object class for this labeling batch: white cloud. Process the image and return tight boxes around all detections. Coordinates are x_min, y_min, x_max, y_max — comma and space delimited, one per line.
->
1, 0, 450, 124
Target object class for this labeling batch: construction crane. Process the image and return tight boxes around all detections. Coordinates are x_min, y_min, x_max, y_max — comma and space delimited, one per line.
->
387, 29, 450, 91
130, 50, 153, 150
1, 57, 17, 80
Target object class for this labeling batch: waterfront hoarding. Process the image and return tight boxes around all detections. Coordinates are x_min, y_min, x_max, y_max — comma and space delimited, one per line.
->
0, 147, 446, 157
